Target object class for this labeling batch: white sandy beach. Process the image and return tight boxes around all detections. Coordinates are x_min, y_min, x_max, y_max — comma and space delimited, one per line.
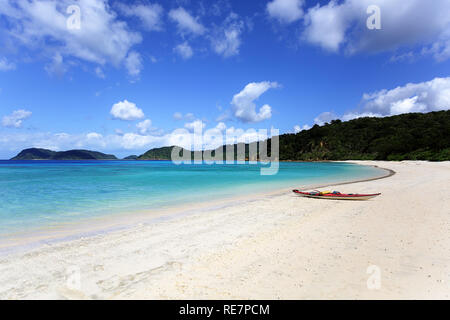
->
0, 161, 449, 299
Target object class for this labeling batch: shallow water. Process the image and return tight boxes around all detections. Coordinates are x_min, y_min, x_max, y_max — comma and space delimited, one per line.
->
0, 160, 384, 235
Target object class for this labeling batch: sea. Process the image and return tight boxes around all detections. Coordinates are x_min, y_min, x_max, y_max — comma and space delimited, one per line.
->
0, 160, 385, 236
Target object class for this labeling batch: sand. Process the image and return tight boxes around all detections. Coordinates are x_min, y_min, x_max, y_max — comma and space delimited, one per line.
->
0, 161, 449, 299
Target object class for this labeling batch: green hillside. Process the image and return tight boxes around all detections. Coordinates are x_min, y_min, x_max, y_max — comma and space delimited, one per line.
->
279, 110, 449, 161
11, 148, 118, 160
135, 111, 450, 161
137, 146, 179, 160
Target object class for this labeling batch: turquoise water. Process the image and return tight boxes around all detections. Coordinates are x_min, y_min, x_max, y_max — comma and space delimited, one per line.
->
0, 160, 384, 235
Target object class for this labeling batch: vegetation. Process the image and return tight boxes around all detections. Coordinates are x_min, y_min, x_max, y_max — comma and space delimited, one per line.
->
278, 111, 450, 161
136, 111, 450, 161
137, 146, 178, 160
123, 155, 138, 160
11, 148, 117, 160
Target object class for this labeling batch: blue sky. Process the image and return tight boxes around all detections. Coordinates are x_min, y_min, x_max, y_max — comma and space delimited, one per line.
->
1, 0, 450, 158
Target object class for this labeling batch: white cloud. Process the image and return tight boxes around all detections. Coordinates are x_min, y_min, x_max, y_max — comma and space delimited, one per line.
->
314, 111, 337, 125
231, 81, 279, 122
44, 52, 67, 76
116, 3, 163, 31
2, 109, 32, 128
0, 0, 142, 71
85, 132, 104, 148
86, 132, 103, 140
422, 37, 450, 62
294, 124, 310, 133
136, 119, 152, 134
119, 132, 160, 149
267, 0, 304, 24
173, 112, 183, 120
0, 57, 15, 71
215, 122, 226, 131
125, 51, 142, 77
390, 96, 426, 115
174, 42, 193, 59
216, 111, 231, 122
184, 113, 195, 121
352, 77, 450, 118
174, 112, 195, 121
311, 77, 450, 123
303, 1, 347, 52
110, 100, 145, 121
184, 119, 206, 132
341, 112, 382, 121
211, 13, 244, 58
169, 7, 206, 35
301, 0, 450, 60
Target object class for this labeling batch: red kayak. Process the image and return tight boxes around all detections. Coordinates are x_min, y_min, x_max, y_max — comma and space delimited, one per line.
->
292, 189, 381, 200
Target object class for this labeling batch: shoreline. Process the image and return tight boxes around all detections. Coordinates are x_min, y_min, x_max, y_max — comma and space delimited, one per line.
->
0, 162, 391, 258
1, 160, 449, 299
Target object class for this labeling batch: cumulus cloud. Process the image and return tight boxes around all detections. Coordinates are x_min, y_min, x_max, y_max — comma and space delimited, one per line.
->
303, 1, 348, 52
116, 2, 163, 31
215, 122, 226, 131
231, 81, 279, 123
136, 119, 152, 134
110, 100, 145, 121
301, 0, 450, 60
169, 7, 206, 35
174, 42, 194, 59
2, 109, 32, 128
211, 13, 244, 58
86, 132, 103, 140
350, 77, 450, 118
267, 0, 304, 24
312, 77, 450, 124
85, 132, 105, 147
0, 57, 16, 71
0, 0, 142, 71
184, 119, 206, 132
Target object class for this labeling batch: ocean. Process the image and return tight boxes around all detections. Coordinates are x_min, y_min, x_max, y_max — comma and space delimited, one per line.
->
0, 160, 385, 236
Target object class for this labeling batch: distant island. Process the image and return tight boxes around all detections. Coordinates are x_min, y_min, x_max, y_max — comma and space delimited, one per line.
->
11, 148, 117, 160
11, 111, 450, 161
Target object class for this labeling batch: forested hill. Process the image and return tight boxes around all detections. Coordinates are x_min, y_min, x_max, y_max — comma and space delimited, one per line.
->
11, 148, 118, 160
279, 110, 449, 161
136, 111, 450, 161
137, 146, 177, 160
